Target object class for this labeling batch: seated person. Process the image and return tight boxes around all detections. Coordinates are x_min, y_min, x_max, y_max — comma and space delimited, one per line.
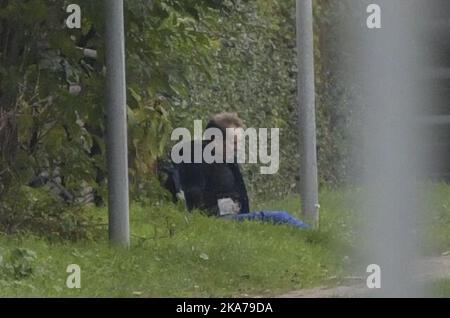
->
165, 112, 310, 229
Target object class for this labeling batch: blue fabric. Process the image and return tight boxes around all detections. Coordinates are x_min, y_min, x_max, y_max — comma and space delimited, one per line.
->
224, 211, 311, 229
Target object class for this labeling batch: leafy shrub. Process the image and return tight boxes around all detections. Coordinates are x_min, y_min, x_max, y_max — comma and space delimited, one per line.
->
0, 248, 37, 280
0, 185, 97, 241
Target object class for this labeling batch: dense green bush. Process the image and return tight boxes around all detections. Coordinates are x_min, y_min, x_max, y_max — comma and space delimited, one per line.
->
0, 185, 96, 240
178, 0, 353, 201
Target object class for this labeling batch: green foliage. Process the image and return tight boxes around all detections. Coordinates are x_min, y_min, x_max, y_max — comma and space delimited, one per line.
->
1, 0, 356, 237
0, 247, 37, 283
179, 0, 353, 201
0, 185, 96, 241
0, 0, 228, 226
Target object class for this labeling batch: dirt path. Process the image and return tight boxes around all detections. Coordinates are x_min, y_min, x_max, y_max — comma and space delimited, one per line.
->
278, 254, 450, 298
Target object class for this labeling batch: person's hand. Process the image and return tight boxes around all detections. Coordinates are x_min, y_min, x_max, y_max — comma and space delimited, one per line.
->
232, 201, 241, 213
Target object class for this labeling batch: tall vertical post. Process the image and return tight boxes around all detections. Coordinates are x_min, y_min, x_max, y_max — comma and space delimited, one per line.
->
296, 0, 319, 227
105, 0, 130, 247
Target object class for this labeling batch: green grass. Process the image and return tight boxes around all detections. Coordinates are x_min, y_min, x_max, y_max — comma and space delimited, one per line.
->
431, 280, 450, 297
1, 185, 450, 297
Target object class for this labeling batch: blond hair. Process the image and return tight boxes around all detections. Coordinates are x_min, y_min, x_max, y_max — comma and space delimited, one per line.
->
207, 112, 245, 130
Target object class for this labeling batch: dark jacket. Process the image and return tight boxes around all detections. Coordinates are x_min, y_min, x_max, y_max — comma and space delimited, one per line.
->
169, 140, 249, 216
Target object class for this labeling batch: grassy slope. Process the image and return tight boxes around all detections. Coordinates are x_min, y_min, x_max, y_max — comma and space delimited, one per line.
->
1, 185, 450, 297
433, 280, 450, 297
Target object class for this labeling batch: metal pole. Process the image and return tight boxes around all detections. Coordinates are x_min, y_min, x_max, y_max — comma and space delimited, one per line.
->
105, 0, 130, 247
296, 0, 319, 227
